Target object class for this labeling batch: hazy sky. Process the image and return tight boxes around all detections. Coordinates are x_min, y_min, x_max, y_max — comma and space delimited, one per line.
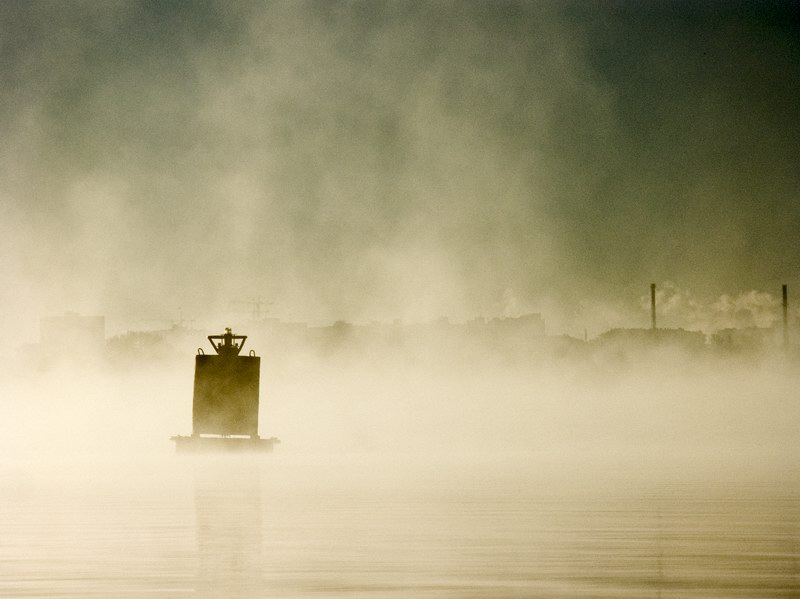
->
1, 1, 798, 338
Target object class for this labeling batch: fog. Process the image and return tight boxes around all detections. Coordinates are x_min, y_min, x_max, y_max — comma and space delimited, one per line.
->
2, 2, 799, 595
2, 1, 799, 341
2, 326, 798, 465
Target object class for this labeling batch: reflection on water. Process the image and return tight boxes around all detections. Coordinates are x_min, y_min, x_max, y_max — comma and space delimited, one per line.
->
194, 461, 263, 596
0, 455, 797, 598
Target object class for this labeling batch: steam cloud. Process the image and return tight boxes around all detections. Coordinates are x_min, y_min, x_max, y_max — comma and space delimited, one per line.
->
1, 1, 798, 342
640, 282, 793, 333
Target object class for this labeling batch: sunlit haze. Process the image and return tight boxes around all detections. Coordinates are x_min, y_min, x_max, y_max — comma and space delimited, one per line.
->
1, 2, 798, 597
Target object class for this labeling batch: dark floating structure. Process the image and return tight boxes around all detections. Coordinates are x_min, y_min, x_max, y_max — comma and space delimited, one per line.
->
172, 328, 279, 453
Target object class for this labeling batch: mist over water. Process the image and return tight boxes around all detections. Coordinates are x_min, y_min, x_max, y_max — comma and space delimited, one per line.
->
2, 1, 800, 596
2, 335, 799, 596
2, 1, 800, 337
3, 328, 799, 458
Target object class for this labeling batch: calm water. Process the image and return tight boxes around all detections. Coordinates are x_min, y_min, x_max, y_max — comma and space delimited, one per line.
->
1, 453, 798, 598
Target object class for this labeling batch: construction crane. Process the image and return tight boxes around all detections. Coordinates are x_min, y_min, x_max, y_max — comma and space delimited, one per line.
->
230, 296, 273, 321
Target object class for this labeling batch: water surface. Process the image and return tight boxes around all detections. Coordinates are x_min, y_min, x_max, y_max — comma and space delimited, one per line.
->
1, 453, 798, 598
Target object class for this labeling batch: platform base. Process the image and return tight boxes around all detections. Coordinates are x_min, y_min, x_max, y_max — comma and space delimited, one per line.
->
171, 435, 279, 453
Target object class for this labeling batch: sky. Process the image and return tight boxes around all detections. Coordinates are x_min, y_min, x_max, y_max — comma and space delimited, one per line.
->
1, 0, 799, 339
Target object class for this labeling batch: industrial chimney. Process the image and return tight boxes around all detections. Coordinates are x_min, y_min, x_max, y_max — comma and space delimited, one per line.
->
650, 283, 657, 330
782, 284, 788, 348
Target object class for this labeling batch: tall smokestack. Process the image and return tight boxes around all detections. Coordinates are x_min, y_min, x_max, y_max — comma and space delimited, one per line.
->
782, 284, 788, 348
650, 283, 657, 330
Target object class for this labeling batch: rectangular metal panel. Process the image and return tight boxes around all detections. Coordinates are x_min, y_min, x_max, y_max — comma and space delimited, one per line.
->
192, 355, 260, 436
